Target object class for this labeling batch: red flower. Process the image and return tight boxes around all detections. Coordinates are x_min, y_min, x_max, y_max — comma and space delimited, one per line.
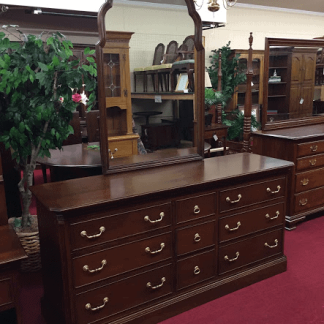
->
72, 93, 82, 103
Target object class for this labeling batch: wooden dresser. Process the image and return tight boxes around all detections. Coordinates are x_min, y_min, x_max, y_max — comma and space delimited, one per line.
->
31, 153, 293, 324
252, 124, 324, 230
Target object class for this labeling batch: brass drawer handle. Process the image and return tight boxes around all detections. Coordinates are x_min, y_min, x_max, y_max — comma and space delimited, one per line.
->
194, 233, 201, 242
266, 185, 281, 194
225, 221, 241, 232
146, 277, 166, 289
265, 211, 279, 220
194, 266, 200, 275
299, 198, 308, 206
108, 148, 118, 159
264, 239, 278, 249
80, 226, 105, 239
145, 243, 165, 254
309, 159, 317, 166
310, 145, 318, 152
83, 259, 107, 273
226, 194, 242, 204
85, 297, 109, 311
193, 205, 201, 214
144, 212, 165, 224
300, 178, 309, 186
224, 251, 239, 262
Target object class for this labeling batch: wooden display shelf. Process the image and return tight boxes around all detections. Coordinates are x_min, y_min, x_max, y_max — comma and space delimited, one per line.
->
131, 92, 194, 100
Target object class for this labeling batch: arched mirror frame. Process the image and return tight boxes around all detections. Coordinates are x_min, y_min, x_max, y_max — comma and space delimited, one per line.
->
262, 37, 324, 131
96, 0, 205, 174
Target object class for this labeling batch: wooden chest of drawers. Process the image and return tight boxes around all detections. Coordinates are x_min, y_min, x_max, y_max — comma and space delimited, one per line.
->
31, 153, 293, 324
252, 124, 324, 229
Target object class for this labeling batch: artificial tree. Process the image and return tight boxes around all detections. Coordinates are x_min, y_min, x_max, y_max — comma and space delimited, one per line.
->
0, 28, 97, 231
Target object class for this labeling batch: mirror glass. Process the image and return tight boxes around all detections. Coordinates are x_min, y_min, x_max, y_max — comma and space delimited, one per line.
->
263, 38, 324, 129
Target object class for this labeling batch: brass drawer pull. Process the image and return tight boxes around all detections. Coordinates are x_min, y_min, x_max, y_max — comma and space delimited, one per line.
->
194, 233, 201, 242
144, 212, 165, 224
193, 205, 201, 214
266, 185, 281, 194
83, 259, 107, 273
146, 277, 166, 289
265, 211, 279, 220
309, 159, 317, 166
299, 198, 308, 206
310, 145, 318, 152
194, 266, 200, 275
85, 297, 109, 311
80, 226, 105, 239
225, 221, 241, 232
145, 243, 165, 254
264, 239, 278, 249
226, 194, 242, 204
108, 148, 118, 159
300, 178, 309, 186
224, 251, 239, 262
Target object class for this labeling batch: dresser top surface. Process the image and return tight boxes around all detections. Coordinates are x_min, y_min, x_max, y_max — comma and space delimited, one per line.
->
31, 153, 293, 213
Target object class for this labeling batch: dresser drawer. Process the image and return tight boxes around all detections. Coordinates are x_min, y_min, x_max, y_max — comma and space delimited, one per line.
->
296, 153, 324, 171
295, 167, 324, 193
73, 232, 172, 287
294, 186, 324, 213
297, 140, 324, 157
70, 203, 172, 250
177, 250, 215, 290
0, 277, 13, 307
75, 264, 172, 324
176, 221, 215, 256
219, 202, 285, 243
176, 192, 216, 224
108, 135, 138, 158
218, 229, 283, 275
219, 178, 285, 213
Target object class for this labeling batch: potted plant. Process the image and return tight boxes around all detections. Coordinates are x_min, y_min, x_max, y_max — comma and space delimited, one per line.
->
0, 27, 97, 269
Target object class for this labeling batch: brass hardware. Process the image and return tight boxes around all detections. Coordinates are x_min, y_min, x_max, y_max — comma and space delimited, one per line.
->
194, 266, 200, 275
226, 194, 242, 204
310, 145, 318, 152
194, 233, 201, 242
299, 198, 308, 206
266, 185, 281, 194
124, 89, 128, 97
80, 226, 105, 239
309, 159, 317, 166
300, 178, 309, 186
85, 297, 109, 311
146, 277, 166, 289
83, 259, 107, 273
108, 148, 118, 159
264, 239, 278, 249
224, 251, 239, 262
225, 221, 241, 232
193, 205, 201, 214
265, 211, 280, 220
144, 212, 164, 224
145, 243, 165, 254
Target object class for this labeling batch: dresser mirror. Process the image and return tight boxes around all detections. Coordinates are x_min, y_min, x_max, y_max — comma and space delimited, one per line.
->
262, 38, 324, 131
96, 0, 205, 174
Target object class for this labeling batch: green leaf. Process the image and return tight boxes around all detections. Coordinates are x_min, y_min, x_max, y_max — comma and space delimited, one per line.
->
52, 55, 60, 66
47, 37, 54, 45
38, 62, 49, 71
86, 56, 95, 63
84, 47, 90, 55
18, 122, 25, 132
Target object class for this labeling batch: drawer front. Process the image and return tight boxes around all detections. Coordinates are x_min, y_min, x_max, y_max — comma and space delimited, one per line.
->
176, 192, 216, 224
218, 229, 283, 275
295, 167, 324, 193
297, 140, 324, 157
219, 202, 285, 243
177, 250, 215, 290
294, 186, 324, 213
176, 221, 215, 256
70, 203, 172, 250
0, 277, 13, 307
108, 138, 137, 158
296, 153, 324, 171
219, 178, 286, 213
73, 232, 172, 287
76, 264, 172, 324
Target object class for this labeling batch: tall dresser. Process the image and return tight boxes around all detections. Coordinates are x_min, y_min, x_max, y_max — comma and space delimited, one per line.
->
31, 153, 293, 324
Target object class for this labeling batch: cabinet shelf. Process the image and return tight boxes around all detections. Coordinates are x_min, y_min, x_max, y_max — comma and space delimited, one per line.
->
268, 95, 286, 98
131, 92, 194, 100
269, 66, 288, 69
268, 82, 287, 85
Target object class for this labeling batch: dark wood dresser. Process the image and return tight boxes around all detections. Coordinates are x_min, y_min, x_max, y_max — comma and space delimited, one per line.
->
252, 124, 324, 229
31, 153, 293, 324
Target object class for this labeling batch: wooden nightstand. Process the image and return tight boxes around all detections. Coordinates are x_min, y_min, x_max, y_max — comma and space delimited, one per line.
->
204, 123, 229, 156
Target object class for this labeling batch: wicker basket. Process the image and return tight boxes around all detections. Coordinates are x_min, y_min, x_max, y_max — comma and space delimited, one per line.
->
8, 216, 42, 272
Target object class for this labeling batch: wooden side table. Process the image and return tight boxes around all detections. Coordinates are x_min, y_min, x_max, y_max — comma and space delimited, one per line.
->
0, 225, 27, 324
204, 123, 229, 156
